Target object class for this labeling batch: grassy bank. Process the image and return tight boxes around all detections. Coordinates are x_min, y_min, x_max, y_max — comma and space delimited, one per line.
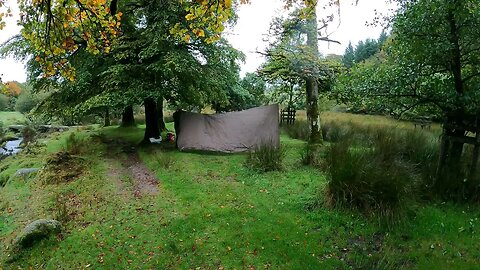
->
0, 112, 26, 126
1, 114, 479, 269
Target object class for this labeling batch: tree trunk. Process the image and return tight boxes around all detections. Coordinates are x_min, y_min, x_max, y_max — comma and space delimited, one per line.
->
305, 4, 323, 143
288, 84, 294, 108
142, 98, 160, 144
157, 98, 166, 131
104, 108, 111, 127
121, 105, 136, 127
437, 115, 465, 189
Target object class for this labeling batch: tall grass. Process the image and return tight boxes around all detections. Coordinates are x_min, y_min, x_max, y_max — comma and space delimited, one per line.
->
245, 142, 285, 172
283, 120, 309, 141
318, 118, 480, 224
301, 143, 325, 169
316, 121, 442, 224
63, 132, 86, 155
325, 139, 419, 224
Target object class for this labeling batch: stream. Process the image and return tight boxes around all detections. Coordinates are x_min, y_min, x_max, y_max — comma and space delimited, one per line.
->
0, 138, 23, 157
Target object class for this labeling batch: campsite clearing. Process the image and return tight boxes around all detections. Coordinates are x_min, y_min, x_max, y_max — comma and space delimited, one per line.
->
0, 118, 479, 269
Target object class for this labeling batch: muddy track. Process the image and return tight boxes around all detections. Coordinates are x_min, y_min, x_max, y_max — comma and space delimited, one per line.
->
122, 148, 159, 197
104, 139, 159, 197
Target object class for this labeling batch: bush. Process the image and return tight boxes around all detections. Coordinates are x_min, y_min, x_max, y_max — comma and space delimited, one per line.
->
63, 132, 86, 155
325, 141, 417, 224
301, 143, 325, 169
15, 90, 39, 114
21, 125, 37, 145
283, 120, 309, 141
0, 94, 9, 111
245, 142, 285, 172
321, 124, 440, 222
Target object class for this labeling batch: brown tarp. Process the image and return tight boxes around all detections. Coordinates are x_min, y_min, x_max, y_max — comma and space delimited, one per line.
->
176, 104, 280, 153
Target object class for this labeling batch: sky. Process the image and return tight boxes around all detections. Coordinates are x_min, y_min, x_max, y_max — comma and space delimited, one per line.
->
0, 0, 395, 83
0, 0, 24, 83
225, 0, 396, 76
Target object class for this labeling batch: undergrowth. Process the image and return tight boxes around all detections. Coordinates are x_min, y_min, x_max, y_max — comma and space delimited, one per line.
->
39, 152, 86, 185
325, 141, 418, 225
63, 132, 87, 155
245, 142, 285, 172
283, 120, 309, 141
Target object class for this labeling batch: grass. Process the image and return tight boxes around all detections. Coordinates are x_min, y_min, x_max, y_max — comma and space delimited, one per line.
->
245, 142, 285, 172
0, 114, 479, 269
0, 111, 26, 126
295, 111, 442, 134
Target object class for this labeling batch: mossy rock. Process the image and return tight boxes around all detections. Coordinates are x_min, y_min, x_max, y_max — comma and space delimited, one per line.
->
14, 168, 40, 178
13, 219, 61, 248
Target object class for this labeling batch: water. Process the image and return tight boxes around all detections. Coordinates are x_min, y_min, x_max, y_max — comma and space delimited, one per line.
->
0, 138, 23, 156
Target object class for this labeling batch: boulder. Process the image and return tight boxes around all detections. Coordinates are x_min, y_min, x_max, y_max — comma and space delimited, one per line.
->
7, 125, 25, 133
14, 168, 40, 178
13, 219, 61, 248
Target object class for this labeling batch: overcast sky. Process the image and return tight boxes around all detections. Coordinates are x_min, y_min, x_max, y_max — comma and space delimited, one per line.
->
0, 0, 395, 83
226, 0, 396, 76
0, 0, 23, 83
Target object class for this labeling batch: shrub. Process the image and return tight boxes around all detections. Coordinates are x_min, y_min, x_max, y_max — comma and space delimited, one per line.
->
245, 142, 285, 172
322, 120, 480, 209
283, 120, 309, 141
325, 141, 417, 223
21, 125, 37, 145
0, 94, 9, 111
15, 90, 39, 114
321, 125, 436, 223
301, 143, 325, 169
63, 132, 86, 155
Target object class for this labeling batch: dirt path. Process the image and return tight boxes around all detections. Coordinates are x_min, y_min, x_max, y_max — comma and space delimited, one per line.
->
104, 139, 159, 197
122, 149, 159, 197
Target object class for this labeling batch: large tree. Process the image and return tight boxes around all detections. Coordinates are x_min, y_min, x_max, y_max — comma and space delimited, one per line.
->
259, 6, 337, 141
337, 0, 480, 191
6, 0, 244, 142
1, 0, 343, 145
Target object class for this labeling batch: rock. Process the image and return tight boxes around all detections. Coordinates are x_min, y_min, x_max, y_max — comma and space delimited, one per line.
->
7, 125, 25, 133
13, 219, 61, 248
14, 168, 40, 177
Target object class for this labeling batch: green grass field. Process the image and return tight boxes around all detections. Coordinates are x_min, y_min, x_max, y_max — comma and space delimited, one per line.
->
0, 115, 479, 269
0, 111, 26, 126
